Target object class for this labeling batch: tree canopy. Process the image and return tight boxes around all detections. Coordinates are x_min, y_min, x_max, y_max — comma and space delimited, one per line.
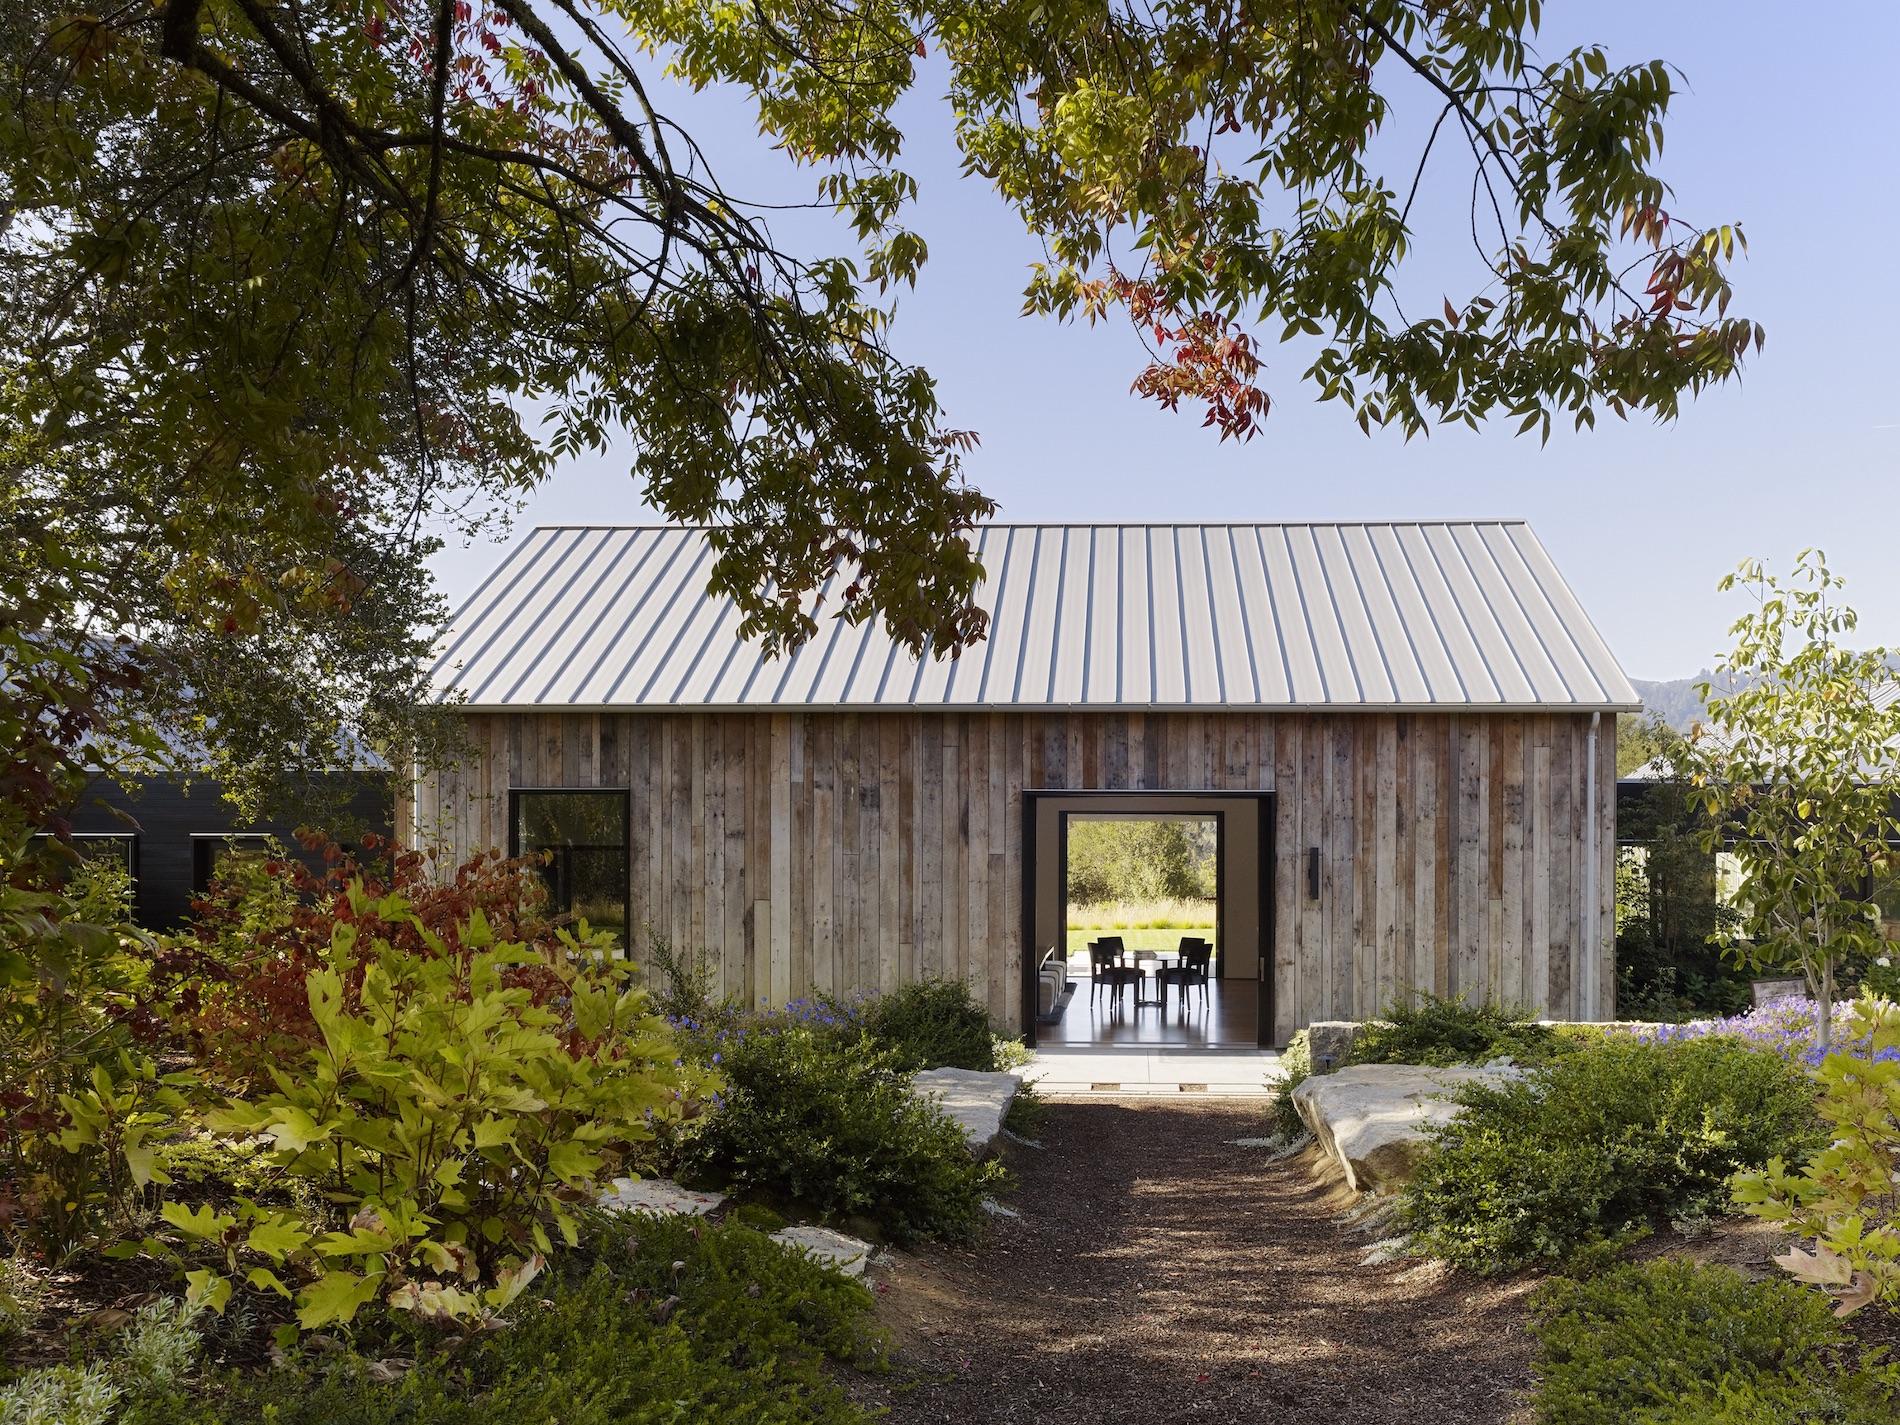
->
1, 0, 1759, 828
1067, 817, 1216, 906
1687, 553, 1900, 1047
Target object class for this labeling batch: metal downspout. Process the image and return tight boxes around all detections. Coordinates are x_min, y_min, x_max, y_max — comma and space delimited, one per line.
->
1584, 711, 1601, 1020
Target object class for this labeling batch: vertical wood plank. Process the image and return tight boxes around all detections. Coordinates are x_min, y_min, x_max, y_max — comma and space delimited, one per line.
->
811, 715, 834, 997
1328, 719, 1354, 1018
941, 717, 962, 983
837, 712, 859, 1002
895, 715, 914, 988
703, 717, 724, 989
723, 716, 746, 1003
1003, 715, 1026, 1030
1298, 718, 1324, 1025
768, 714, 793, 1005
1549, 716, 1575, 1017
920, 717, 944, 979
966, 715, 989, 997
688, 716, 705, 972
1375, 715, 1398, 1011
1499, 717, 1526, 1010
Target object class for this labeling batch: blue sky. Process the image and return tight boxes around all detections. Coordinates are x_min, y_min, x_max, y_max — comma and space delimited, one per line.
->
429, 2, 1899, 681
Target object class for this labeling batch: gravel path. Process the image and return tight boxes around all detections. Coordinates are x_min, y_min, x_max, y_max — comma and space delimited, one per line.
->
854, 1098, 1538, 1425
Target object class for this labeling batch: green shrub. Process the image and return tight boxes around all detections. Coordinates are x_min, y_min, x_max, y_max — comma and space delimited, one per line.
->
1529, 1259, 1898, 1425
575, 1209, 884, 1372
163, 884, 705, 1333
2, 1298, 205, 1425
1403, 1035, 1823, 1272
117, 1218, 878, 1425
150, 1134, 277, 1200
1268, 1030, 1311, 1140
0, 838, 167, 1264
1002, 1082, 1048, 1140
643, 935, 735, 1029
681, 1019, 998, 1243
990, 1035, 1034, 1072
1629, 1370, 1900, 1425
851, 978, 999, 1071
1350, 994, 1563, 1068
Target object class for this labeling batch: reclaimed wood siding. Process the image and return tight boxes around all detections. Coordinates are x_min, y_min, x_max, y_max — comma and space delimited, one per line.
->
402, 711, 1616, 1039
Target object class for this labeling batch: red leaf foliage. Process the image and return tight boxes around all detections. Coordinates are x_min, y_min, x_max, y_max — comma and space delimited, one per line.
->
149, 831, 584, 1087
1111, 273, 1271, 442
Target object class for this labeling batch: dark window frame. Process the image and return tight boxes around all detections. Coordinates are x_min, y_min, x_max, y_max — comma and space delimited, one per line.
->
506, 787, 633, 941
31, 830, 140, 886
189, 832, 278, 893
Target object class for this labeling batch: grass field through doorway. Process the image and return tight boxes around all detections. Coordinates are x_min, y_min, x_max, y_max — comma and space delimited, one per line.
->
1064, 896, 1218, 956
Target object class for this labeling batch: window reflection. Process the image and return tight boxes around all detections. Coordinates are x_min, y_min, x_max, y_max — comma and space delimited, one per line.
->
512, 791, 629, 948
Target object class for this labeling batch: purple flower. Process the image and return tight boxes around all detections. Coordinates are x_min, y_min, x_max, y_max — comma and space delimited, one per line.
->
1615, 998, 1891, 1067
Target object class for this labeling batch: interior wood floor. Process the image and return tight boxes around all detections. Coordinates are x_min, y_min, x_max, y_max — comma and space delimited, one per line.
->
1042, 975, 1260, 1047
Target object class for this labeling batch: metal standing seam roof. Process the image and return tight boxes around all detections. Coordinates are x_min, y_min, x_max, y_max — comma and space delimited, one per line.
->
429, 522, 1642, 712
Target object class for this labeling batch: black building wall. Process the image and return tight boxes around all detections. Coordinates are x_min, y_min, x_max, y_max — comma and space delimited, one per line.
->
62, 772, 394, 929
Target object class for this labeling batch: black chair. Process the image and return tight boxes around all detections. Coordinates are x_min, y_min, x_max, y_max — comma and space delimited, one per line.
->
1088, 939, 1141, 1010
1157, 938, 1214, 1011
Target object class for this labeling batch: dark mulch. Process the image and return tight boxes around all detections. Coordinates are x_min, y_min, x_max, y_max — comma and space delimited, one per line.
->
851, 1098, 1540, 1425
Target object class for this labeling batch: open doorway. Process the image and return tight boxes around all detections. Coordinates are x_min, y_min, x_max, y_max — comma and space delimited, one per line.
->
1023, 791, 1272, 1048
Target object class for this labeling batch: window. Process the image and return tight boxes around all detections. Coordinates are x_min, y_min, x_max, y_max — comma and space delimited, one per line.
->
511, 790, 630, 947
191, 833, 276, 893
30, 833, 139, 905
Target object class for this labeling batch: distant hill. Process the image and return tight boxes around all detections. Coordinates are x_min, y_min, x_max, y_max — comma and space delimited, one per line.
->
1629, 672, 1729, 731
1632, 653, 1900, 731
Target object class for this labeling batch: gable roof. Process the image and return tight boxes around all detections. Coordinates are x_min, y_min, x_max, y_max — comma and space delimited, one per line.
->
430, 522, 1640, 712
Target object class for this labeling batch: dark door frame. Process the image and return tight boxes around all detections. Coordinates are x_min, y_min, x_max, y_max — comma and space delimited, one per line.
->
1020, 788, 1276, 1048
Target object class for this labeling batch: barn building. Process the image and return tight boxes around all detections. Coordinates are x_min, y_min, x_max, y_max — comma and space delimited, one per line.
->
406, 522, 1637, 1045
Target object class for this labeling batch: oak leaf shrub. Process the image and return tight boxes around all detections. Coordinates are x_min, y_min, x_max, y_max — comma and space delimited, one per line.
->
1732, 994, 1900, 1316
161, 883, 706, 1332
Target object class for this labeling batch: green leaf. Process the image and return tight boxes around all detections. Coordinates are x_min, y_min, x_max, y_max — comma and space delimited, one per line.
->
295, 1270, 385, 1330
186, 1269, 233, 1315
123, 1138, 167, 1190
266, 1105, 330, 1153
245, 1266, 293, 1298
162, 1201, 235, 1242
544, 1138, 602, 1183
246, 1217, 312, 1261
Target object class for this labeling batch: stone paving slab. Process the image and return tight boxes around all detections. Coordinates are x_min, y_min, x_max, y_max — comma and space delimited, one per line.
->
598, 1177, 727, 1216
1292, 1062, 1522, 1193
1024, 1048, 1283, 1096
911, 1067, 1022, 1155
770, 1225, 877, 1278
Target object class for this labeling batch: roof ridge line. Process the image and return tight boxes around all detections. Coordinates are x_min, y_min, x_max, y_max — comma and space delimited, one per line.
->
517, 518, 1538, 532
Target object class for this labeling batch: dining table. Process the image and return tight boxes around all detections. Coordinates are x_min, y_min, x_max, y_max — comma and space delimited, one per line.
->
1116, 949, 1178, 1009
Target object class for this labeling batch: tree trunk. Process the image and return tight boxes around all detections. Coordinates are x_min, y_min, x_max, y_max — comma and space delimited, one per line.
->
1815, 955, 1834, 1053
